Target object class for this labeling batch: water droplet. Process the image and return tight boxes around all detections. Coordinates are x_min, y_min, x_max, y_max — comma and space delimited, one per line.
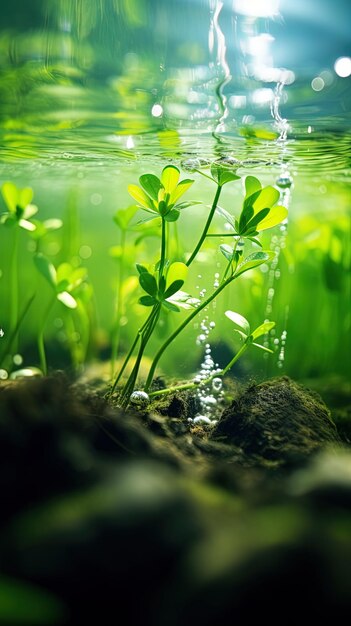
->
212, 377, 223, 392
196, 333, 207, 345
209, 321, 216, 329
130, 390, 150, 407
276, 173, 293, 189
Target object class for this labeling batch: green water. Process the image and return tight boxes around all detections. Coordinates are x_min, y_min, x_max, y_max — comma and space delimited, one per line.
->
0, 0, 350, 385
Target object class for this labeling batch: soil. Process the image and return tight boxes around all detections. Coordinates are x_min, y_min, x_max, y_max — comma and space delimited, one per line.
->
0, 373, 350, 625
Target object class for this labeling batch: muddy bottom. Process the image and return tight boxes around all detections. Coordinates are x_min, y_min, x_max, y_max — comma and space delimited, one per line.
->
0, 373, 350, 625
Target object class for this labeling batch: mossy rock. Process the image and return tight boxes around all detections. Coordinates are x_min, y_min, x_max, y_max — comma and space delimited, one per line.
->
212, 377, 340, 465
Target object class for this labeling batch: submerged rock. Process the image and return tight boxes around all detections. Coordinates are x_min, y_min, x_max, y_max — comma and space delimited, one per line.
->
212, 376, 340, 465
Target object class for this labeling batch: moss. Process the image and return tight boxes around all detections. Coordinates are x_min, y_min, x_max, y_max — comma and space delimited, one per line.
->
212, 376, 340, 466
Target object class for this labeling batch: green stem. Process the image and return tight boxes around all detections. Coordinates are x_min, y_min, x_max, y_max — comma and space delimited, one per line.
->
10, 226, 19, 349
37, 297, 56, 375
186, 184, 222, 267
0, 294, 35, 367
110, 308, 155, 395
144, 272, 236, 392
222, 237, 239, 282
111, 229, 126, 379
119, 304, 161, 407
148, 341, 248, 399
159, 217, 166, 283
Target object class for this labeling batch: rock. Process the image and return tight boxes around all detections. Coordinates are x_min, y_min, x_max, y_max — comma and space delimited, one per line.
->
212, 377, 340, 465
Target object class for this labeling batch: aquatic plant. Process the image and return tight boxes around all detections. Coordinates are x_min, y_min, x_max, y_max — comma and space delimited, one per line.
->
110, 165, 287, 406
33, 254, 88, 374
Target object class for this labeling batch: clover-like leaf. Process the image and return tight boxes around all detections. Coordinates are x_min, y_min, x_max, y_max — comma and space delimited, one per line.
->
161, 165, 180, 193
170, 179, 194, 204
57, 291, 77, 309
128, 184, 155, 211
166, 262, 188, 289
34, 253, 57, 288
166, 290, 200, 310
113, 205, 139, 230
164, 279, 184, 299
225, 310, 250, 335
220, 244, 234, 262
251, 320, 275, 340
245, 176, 261, 198
139, 174, 162, 200
235, 250, 275, 277
255, 205, 288, 231
211, 164, 240, 186
139, 271, 158, 297
139, 295, 156, 307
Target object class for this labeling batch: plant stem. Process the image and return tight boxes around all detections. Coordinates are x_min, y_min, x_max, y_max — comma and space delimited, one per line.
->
10, 226, 19, 351
186, 184, 222, 267
110, 308, 156, 395
144, 272, 237, 391
148, 342, 248, 399
111, 229, 126, 378
159, 217, 166, 282
119, 303, 161, 407
37, 297, 56, 375
0, 294, 35, 367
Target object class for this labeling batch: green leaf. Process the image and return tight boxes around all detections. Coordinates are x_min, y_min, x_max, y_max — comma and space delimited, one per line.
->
34, 253, 57, 288
216, 205, 235, 228
23, 204, 38, 219
251, 321, 275, 340
239, 205, 254, 233
235, 250, 275, 277
164, 208, 180, 222
247, 236, 262, 247
162, 300, 180, 312
255, 205, 288, 231
245, 176, 261, 198
113, 205, 139, 230
139, 295, 156, 307
164, 279, 184, 299
253, 186, 280, 212
244, 208, 270, 232
167, 290, 200, 309
139, 174, 162, 201
170, 179, 194, 204
128, 184, 155, 211
220, 244, 234, 262
139, 271, 158, 297
211, 164, 240, 186
225, 310, 250, 335
1, 182, 18, 212
56, 279, 70, 293
43, 218, 63, 231
19, 218, 36, 231
161, 165, 180, 193
19, 187, 33, 208
57, 291, 77, 309
136, 263, 148, 275
252, 342, 274, 354
166, 262, 188, 288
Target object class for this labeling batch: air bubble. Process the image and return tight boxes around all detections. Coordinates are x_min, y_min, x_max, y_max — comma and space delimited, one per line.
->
0, 369, 8, 380
276, 173, 293, 189
130, 390, 150, 407
212, 377, 223, 392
